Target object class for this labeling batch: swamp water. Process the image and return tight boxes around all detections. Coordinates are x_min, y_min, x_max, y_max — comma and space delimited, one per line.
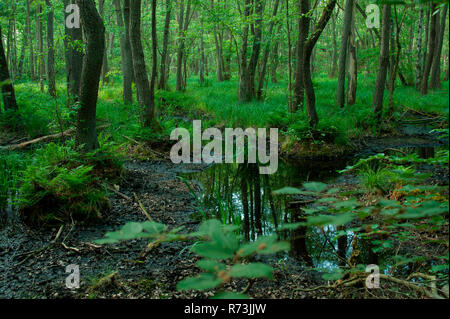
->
180, 144, 444, 272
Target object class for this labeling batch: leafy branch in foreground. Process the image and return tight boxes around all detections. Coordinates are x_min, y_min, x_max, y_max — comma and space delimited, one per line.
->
95, 219, 290, 298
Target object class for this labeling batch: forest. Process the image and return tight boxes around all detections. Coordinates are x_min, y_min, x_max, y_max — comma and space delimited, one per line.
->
0, 0, 448, 300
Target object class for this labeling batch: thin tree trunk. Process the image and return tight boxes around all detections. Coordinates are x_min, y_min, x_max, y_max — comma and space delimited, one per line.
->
46, 0, 56, 98
0, 27, 18, 111
36, 4, 44, 92
388, 6, 406, 114
420, 3, 437, 95
303, 0, 337, 128
346, 2, 357, 106
99, 0, 109, 85
256, 0, 280, 100
329, 12, 338, 78
211, 0, 224, 82
65, 0, 83, 106
158, 0, 171, 90
27, 0, 35, 81
270, 41, 279, 83
372, 5, 391, 125
337, 0, 354, 108
113, 0, 133, 104
293, 0, 310, 112
74, 0, 105, 152
415, 4, 424, 91
430, 4, 448, 89
129, 0, 159, 129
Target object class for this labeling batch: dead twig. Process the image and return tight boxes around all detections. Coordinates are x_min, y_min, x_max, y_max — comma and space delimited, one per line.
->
133, 192, 154, 222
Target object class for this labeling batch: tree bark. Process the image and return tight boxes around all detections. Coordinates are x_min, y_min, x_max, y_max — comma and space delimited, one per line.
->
75, 0, 105, 152
256, 0, 280, 100
415, 4, 424, 91
158, 0, 171, 90
113, 0, 133, 104
420, 3, 437, 95
293, 0, 310, 112
36, 4, 44, 92
337, 0, 354, 108
346, 3, 357, 106
99, 0, 109, 85
238, 0, 263, 103
303, 0, 337, 128
65, 0, 83, 106
176, 0, 192, 91
129, 0, 159, 129
0, 27, 18, 111
430, 4, 448, 89
329, 12, 338, 78
26, 0, 36, 81
372, 5, 391, 125
46, 0, 56, 98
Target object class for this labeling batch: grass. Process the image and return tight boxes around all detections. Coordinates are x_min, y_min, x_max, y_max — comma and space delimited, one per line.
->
2, 73, 448, 147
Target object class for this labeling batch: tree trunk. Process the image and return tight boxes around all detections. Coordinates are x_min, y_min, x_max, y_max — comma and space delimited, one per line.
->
337, 0, 354, 108
293, 0, 310, 112
26, 0, 36, 81
388, 6, 406, 114
199, 20, 205, 85
415, 4, 424, 91
158, 0, 171, 90
329, 12, 338, 78
129, 0, 159, 129
346, 3, 357, 106
270, 41, 279, 83
75, 0, 105, 152
256, 0, 280, 100
113, 0, 133, 104
303, 0, 337, 128
0, 27, 18, 111
65, 1, 83, 106
430, 4, 448, 89
211, 0, 224, 82
99, 0, 109, 85
36, 4, 44, 92
176, 0, 191, 91
372, 5, 391, 125
238, 0, 263, 103
420, 3, 437, 95
46, 0, 56, 98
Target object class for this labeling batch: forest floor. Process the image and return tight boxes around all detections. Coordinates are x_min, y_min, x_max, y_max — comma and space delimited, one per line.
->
0, 110, 447, 299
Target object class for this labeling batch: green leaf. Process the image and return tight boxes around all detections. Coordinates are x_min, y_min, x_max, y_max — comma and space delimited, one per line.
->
122, 222, 143, 236
303, 182, 327, 193
177, 273, 222, 291
141, 221, 167, 234
197, 259, 227, 273
272, 187, 303, 195
306, 212, 355, 227
192, 241, 235, 260
230, 263, 273, 279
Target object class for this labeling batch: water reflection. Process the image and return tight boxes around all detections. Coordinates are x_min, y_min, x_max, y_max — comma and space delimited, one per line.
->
180, 159, 349, 268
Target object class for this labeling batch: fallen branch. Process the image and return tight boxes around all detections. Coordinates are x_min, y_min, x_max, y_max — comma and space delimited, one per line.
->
0, 124, 111, 151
